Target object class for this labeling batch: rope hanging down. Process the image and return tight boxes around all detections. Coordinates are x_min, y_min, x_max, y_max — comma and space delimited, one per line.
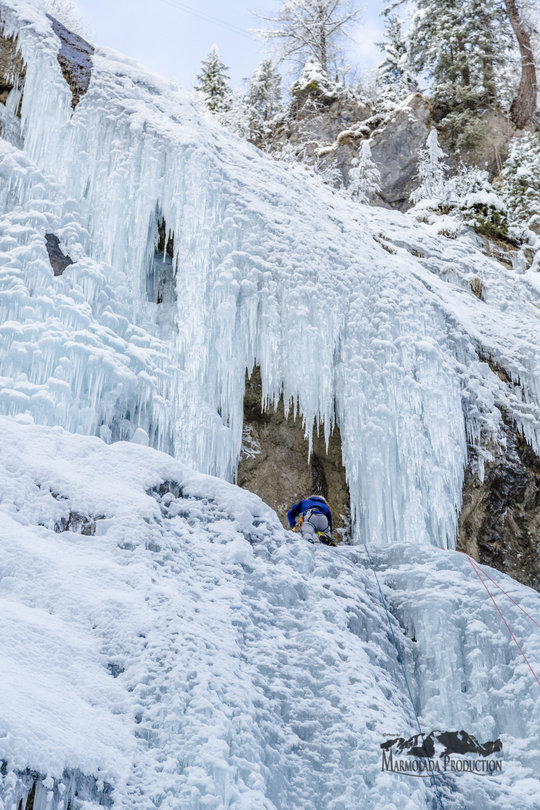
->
466, 555, 540, 630
363, 543, 446, 810
466, 555, 540, 687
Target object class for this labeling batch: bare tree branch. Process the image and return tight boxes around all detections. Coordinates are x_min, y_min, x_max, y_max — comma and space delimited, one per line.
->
255, 0, 360, 76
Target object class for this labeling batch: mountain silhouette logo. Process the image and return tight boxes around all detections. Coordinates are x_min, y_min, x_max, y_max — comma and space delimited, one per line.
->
381, 730, 502, 758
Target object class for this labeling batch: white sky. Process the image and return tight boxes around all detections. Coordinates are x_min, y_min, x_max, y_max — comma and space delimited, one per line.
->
75, 0, 385, 91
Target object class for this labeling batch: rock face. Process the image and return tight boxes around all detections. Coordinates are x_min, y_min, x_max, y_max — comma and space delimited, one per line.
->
370, 94, 432, 210
458, 418, 540, 591
45, 232, 74, 276
237, 375, 540, 574
285, 91, 372, 150
270, 90, 432, 212
1, 16, 93, 116
47, 15, 94, 109
237, 369, 350, 541
0, 27, 24, 106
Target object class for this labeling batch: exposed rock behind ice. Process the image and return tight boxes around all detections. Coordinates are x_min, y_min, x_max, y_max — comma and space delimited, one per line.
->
459, 416, 540, 591
237, 367, 350, 539
46, 14, 93, 109
370, 94, 432, 210
44, 231, 73, 275
0, 25, 24, 105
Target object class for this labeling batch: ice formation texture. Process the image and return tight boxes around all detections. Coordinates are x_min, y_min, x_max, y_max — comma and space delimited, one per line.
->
0, 417, 539, 810
0, 0, 539, 549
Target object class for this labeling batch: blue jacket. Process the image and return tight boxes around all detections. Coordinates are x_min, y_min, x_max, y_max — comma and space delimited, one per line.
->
288, 497, 332, 531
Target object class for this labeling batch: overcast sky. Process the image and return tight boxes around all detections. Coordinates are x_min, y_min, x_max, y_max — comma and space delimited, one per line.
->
75, 0, 385, 91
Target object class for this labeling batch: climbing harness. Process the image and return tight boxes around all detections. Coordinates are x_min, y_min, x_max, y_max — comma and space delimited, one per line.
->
466, 555, 540, 687
303, 506, 328, 524
293, 508, 336, 545
363, 542, 446, 810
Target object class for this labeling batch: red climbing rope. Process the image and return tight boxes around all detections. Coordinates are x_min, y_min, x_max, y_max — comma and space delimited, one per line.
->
466, 555, 540, 687
467, 558, 540, 631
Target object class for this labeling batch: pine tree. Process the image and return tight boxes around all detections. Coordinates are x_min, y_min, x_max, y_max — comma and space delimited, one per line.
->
256, 0, 360, 77
246, 60, 283, 146
217, 90, 250, 138
454, 165, 509, 239
376, 13, 418, 110
410, 129, 451, 205
502, 133, 540, 235
195, 46, 232, 113
402, 0, 515, 147
348, 141, 381, 203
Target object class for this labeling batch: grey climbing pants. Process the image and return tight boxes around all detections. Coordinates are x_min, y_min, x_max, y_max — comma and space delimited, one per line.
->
299, 510, 331, 543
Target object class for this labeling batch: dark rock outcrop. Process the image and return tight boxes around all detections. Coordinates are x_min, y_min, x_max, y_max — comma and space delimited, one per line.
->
370, 94, 432, 210
237, 368, 350, 540
458, 417, 540, 591
54, 511, 100, 536
45, 232, 73, 276
47, 14, 94, 109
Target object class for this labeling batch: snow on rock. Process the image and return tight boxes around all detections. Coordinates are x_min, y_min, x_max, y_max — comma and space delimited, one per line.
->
0, 0, 539, 552
0, 416, 539, 810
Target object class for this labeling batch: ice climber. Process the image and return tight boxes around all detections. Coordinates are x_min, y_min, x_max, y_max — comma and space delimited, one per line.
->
288, 495, 336, 546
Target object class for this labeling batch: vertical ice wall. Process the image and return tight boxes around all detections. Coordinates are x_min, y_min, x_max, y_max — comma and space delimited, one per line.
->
1, 0, 539, 547
0, 136, 179, 450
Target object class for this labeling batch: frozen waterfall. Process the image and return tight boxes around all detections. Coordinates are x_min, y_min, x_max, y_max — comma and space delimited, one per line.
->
1, 4, 540, 810
0, 0, 539, 549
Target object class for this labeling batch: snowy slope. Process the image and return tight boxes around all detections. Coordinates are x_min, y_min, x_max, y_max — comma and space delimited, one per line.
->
0, 417, 539, 810
0, 0, 538, 548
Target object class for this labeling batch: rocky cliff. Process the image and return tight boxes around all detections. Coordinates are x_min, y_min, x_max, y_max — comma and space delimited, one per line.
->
237, 368, 350, 540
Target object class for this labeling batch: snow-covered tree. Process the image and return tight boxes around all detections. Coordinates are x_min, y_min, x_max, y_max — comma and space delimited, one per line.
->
245, 59, 283, 146
410, 157, 510, 238
348, 141, 381, 203
502, 132, 540, 235
454, 164, 509, 238
256, 0, 360, 77
217, 90, 250, 138
290, 56, 339, 101
195, 46, 232, 113
376, 13, 418, 110
410, 129, 451, 205
404, 0, 515, 134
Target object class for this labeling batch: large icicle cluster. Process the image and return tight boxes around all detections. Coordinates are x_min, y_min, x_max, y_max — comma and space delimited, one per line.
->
0, 138, 178, 449
0, 0, 539, 547
0, 417, 539, 810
